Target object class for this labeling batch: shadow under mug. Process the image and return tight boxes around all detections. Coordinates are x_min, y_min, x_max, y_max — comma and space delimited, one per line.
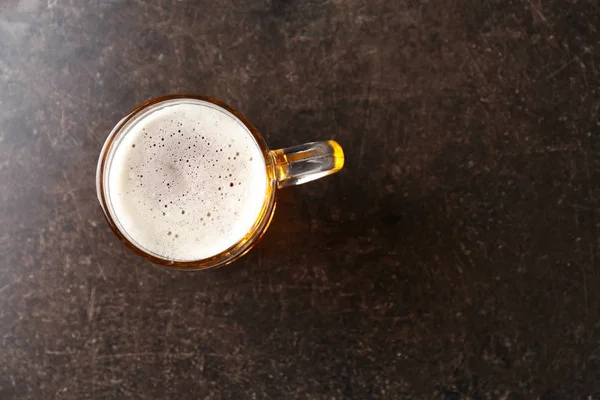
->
96, 95, 344, 270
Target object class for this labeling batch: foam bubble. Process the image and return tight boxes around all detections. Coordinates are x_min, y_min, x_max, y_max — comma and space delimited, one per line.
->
107, 100, 268, 262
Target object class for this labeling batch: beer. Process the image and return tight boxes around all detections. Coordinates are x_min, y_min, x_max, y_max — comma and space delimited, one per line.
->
104, 99, 268, 261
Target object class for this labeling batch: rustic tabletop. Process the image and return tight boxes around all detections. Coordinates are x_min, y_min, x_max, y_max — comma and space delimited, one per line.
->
1, 1, 599, 398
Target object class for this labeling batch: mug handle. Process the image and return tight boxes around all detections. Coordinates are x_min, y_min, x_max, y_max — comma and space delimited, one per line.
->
270, 140, 344, 188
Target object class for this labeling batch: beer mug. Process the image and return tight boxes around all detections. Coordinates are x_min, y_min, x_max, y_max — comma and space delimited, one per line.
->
96, 95, 344, 270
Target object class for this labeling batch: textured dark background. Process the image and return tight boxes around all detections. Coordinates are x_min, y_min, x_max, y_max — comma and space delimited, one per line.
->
1, 0, 599, 399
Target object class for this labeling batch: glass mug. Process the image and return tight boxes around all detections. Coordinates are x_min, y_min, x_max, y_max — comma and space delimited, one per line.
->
96, 95, 344, 270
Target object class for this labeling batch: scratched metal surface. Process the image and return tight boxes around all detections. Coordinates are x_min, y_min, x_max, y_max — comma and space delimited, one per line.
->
0, 0, 599, 399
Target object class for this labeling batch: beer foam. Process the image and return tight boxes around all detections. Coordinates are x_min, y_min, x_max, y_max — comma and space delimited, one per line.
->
106, 100, 268, 262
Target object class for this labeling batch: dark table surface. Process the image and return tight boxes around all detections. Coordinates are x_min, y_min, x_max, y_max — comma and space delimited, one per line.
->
1, 1, 599, 399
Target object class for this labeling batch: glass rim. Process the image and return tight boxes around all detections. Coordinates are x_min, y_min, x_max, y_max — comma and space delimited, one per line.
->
96, 94, 278, 270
